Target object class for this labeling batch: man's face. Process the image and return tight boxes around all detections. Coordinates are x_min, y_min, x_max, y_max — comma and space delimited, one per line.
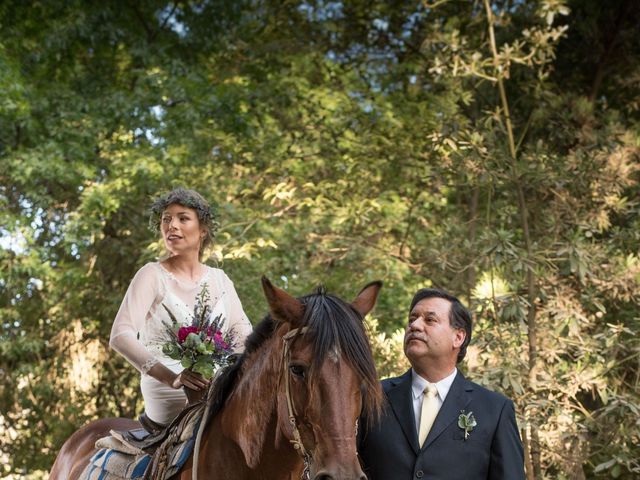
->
403, 297, 465, 366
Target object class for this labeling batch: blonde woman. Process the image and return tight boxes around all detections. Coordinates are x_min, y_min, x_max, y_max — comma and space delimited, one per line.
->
109, 188, 252, 432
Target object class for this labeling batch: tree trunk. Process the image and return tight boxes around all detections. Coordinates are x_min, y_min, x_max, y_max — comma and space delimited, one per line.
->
467, 186, 480, 298
483, 1, 541, 477
522, 426, 535, 480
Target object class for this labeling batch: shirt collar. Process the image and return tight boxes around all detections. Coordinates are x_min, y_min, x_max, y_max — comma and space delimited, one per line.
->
411, 368, 458, 401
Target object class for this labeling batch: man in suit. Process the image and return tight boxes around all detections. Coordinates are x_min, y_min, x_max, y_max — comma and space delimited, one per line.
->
359, 288, 525, 480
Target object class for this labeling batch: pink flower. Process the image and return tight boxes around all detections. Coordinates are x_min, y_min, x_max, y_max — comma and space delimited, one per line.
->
206, 329, 229, 350
178, 325, 199, 344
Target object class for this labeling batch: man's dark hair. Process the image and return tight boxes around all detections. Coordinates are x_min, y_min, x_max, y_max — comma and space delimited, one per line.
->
409, 288, 472, 363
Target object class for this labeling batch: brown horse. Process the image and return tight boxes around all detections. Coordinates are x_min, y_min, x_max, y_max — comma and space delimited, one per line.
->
50, 277, 383, 480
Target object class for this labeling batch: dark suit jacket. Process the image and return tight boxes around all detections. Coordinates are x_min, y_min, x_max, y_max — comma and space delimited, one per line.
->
359, 370, 525, 480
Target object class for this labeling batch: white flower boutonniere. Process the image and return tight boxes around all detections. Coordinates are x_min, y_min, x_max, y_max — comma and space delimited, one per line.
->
458, 410, 477, 440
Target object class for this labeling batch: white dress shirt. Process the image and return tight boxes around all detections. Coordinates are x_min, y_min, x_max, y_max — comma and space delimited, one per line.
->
411, 368, 458, 435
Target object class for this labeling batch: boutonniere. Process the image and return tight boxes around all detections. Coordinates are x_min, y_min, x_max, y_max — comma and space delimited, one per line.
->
458, 410, 477, 440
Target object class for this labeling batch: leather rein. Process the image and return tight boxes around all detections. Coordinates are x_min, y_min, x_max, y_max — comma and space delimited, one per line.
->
282, 326, 313, 480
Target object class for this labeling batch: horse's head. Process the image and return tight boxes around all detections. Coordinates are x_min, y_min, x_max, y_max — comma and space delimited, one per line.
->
260, 277, 383, 480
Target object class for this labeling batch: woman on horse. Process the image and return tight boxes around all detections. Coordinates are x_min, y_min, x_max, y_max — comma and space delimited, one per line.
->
109, 188, 252, 432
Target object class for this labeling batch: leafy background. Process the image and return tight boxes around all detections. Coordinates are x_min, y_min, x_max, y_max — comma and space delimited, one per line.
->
0, 1, 638, 478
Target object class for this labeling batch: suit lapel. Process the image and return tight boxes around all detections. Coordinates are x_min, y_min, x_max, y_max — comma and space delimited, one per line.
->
422, 372, 473, 450
386, 370, 420, 455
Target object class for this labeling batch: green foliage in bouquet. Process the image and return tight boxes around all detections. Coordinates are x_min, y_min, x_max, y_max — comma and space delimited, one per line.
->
161, 285, 235, 379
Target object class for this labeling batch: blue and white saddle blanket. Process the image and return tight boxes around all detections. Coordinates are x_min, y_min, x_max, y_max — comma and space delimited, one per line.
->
81, 436, 195, 480
81, 448, 152, 480
80, 404, 203, 480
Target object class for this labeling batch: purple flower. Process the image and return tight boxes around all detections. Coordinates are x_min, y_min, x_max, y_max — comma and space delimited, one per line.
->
211, 330, 230, 350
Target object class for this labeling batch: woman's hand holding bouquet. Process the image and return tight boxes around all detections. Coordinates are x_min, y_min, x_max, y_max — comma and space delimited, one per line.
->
161, 285, 235, 402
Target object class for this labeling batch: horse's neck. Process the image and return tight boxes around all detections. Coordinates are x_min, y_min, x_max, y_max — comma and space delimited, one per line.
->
197, 333, 302, 479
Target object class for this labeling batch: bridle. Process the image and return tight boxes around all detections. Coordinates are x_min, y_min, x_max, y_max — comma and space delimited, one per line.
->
192, 329, 314, 480
193, 327, 314, 480
192, 324, 362, 480
282, 326, 313, 480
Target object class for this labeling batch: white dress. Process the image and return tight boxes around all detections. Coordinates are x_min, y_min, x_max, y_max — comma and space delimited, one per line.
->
109, 262, 253, 425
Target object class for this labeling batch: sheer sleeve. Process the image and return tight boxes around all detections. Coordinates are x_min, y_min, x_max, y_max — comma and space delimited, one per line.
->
220, 271, 253, 353
109, 263, 163, 373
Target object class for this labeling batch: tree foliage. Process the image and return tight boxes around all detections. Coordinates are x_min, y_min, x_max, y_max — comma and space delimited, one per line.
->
1, 1, 638, 478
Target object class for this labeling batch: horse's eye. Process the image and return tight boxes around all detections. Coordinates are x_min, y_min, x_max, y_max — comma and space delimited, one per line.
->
289, 364, 306, 379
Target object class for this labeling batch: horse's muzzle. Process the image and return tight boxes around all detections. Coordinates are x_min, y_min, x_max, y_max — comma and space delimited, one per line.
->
313, 467, 368, 480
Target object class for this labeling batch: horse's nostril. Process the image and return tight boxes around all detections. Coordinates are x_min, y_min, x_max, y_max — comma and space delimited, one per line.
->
313, 469, 368, 480
314, 475, 335, 480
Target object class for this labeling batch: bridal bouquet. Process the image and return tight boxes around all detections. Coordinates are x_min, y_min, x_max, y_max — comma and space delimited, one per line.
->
161, 285, 235, 379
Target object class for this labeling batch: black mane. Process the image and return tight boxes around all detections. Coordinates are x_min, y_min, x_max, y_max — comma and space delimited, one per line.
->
205, 313, 277, 420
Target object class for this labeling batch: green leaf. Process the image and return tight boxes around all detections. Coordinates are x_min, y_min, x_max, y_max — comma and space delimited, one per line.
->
192, 359, 214, 379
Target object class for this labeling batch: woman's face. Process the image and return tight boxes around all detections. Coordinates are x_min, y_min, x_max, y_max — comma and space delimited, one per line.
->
160, 203, 205, 256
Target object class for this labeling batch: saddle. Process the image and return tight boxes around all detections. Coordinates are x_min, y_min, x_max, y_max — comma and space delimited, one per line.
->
81, 401, 207, 480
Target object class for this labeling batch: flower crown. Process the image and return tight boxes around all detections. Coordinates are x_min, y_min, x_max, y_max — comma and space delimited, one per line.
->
148, 188, 221, 240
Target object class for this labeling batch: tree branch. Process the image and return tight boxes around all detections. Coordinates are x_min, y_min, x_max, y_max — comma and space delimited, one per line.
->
483, 1, 540, 478
128, 2, 153, 41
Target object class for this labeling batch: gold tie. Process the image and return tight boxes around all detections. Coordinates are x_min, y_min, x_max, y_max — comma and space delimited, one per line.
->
418, 384, 439, 446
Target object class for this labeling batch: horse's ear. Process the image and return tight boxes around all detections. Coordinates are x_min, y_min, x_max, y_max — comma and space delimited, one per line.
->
352, 280, 383, 317
261, 276, 305, 325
